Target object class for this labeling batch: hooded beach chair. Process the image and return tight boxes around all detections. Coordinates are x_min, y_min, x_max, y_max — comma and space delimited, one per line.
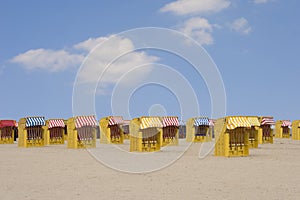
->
186, 117, 212, 142
214, 116, 251, 157
67, 115, 97, 148
247, 116, 260, 148
100, 116, 125, 144
130, 116, 162, 152
0, 120, 17, 144
121, 120, 130, 140
161, 116, 179, 146
292, 120, 300, 140
258, 117, 275, 144
275, 120, 291, 138
18, 117, 46, 147
45, 119, 66, 145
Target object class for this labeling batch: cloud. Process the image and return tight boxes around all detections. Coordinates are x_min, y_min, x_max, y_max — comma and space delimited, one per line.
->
160, 0, 230, 15
230, 17, 252, 35
73, 37, 108, 52
10, 35, 158, 84
178, 17, 214, 45
9, 35, 159, 94
254, 0, 272, 4
76, 36, 159, 92
10, 49, 84, 72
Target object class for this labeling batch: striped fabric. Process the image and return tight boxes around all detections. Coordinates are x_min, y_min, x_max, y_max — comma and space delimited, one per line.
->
261, 117, 275, 125
281, 120, 291, 127
49, 119, 65, 129
162, 117, 179, 127
247, 117, 260, 127
140, 117, 163, 129
26, 117, 45, 127
75, 116, 97, 128
108, 116, 124, 126
194, 117, 210, 126
226, 117, 251, 130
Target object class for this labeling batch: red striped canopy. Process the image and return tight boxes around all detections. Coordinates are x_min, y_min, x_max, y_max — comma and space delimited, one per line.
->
281, 120, 291, 127
261, 117, 275, 125
108, 116, 124, 126
49, 119, 65, 129
0, 120, 16, 128
162, 117, 179, 127
75, 116, 97, 128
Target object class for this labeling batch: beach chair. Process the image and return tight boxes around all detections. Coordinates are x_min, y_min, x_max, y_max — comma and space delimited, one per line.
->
67, 116, 97, 149
0, 120, 17, 144
186, 117, 212, 142
45, 119, 65, 145
247, 116, 260, 148
161, 116, 179, 146
130, 116, 162, 152
121, 120, 130, 140
100, 116, 125, 144
18, 117, 46, 147
275, 120, 291, 138
258, 117, 275, 144
214, 116, 250, 157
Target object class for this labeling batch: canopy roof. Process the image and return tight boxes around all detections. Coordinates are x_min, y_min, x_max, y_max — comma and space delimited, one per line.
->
194, 117, 210, 126
162, 117, 179, 127
75, 116, 97, 128
281, 120, 291, 127
226, 116, 251, 130
140, 117, 163, 129
0, 120, 16, 128
26, 117, 45, 127
108, 116, 124, 126
261, 117, 275, 125
49, 119, 65, 128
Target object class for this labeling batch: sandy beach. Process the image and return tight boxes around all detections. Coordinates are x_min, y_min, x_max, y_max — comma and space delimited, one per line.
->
1, 138, 300, 200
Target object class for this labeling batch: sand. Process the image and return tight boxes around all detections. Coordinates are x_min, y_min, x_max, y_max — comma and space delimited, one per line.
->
1, 138, 300, 200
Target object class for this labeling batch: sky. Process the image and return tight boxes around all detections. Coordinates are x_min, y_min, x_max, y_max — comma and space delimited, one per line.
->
0, 0, 300, 122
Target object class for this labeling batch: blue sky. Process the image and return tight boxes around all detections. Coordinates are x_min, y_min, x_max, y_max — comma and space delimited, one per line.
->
0, 0, 299, 122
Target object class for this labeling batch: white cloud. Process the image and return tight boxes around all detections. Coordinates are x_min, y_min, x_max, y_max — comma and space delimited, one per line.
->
10, 36, 158, 89
230, 17, 252, 35
76, 36, 159, 90
178, 17, 214, 45
10, 49, 84, 72
73, 37, 108, 52
160, 0, 230, 15
254, 0, 271, 4
9, 35, 159, 94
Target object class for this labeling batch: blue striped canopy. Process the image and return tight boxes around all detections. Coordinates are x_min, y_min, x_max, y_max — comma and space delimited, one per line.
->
26, 117, 45, 127
194, 117, 210, 126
